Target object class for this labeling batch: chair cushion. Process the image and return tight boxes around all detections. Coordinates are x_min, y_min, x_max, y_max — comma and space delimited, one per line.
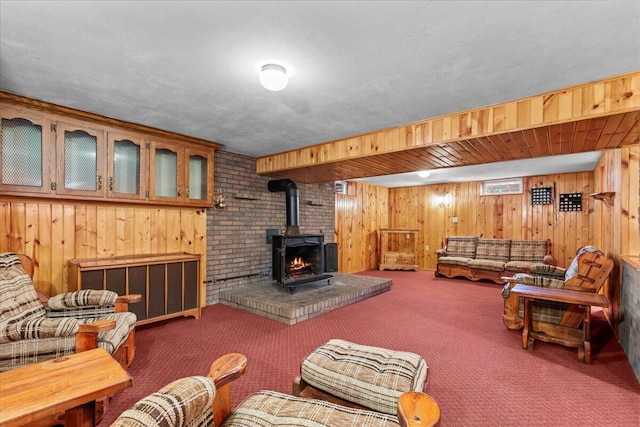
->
530, 263, 566, 278
47, 289, 117, 309
113, 376, 214, 427
0, 253, 46, 323
437, 256, 472, 267
0, 336, 76, 372
475, 239, 511, 262
223, 390, 400, 427
95, 312, 137, 355
467, 259, 506, 272
300, 339, 428, 415
509, 240, 549, 262
444, 236, 477, 258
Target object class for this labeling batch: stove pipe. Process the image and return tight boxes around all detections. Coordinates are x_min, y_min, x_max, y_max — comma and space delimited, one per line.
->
268, 179, 300, 235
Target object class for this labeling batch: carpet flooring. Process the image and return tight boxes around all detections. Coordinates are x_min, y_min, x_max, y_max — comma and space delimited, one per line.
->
102, 270, 640, 426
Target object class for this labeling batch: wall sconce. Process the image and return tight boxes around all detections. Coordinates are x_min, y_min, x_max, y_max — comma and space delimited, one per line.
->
214, 188, 226, 209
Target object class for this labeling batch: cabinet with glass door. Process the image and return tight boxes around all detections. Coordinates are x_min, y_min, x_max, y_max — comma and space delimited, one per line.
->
0, 106, 53, 195
107, 132, 147, 201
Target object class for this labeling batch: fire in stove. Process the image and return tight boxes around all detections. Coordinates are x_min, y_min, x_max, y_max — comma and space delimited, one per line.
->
288, 257, 312, 276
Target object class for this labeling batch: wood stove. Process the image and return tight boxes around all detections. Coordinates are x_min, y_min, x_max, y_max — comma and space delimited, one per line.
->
268, 179, 332, 293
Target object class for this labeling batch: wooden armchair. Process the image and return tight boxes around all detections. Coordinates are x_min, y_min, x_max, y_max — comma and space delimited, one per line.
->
501, 246, 614, 362
112, 353, 441, 427
0, 252, 141, 372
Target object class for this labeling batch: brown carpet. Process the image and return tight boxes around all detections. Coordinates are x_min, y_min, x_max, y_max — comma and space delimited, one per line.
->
102, 270, 640, 426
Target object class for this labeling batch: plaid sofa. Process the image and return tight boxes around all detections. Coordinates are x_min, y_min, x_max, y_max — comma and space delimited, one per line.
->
0, 252, 137, 371
436, 236, 552, 284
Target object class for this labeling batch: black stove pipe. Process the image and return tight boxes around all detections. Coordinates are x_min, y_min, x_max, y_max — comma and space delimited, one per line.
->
268, 179, 300, 233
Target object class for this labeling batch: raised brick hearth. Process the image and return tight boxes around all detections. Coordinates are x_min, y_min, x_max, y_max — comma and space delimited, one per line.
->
218, 273, 391, 325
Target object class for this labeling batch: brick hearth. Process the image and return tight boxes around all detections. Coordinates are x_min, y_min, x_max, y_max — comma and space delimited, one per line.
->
218, 273, 391, 325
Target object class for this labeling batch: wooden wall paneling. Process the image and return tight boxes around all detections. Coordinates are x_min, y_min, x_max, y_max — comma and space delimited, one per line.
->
623, 144, 639, 256
50, 204, 64, 295
37, 204, 52, 296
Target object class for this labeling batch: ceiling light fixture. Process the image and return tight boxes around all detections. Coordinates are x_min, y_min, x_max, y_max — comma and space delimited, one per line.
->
418, 170, 431, 178
259, 63, 288, 91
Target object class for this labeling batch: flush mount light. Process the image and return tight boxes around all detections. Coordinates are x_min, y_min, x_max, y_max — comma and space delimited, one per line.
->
259, 63, 288, 91
418, 170, 431, 178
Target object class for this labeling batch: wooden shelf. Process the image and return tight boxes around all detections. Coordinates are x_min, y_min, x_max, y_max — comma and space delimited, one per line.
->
590, 192, 615, 207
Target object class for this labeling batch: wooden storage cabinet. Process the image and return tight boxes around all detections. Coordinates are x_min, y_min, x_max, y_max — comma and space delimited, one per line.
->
0, 93, 217, 208
68, 253, 201, 325
379, 228, 420, 271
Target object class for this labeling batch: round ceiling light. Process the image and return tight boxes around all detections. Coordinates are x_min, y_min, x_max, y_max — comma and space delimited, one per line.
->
418, 170, 431, 178
259, 63, 288, 91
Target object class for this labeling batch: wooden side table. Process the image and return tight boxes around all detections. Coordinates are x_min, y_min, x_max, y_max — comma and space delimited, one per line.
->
0, 348, 132, 427
510, 284, 609, 363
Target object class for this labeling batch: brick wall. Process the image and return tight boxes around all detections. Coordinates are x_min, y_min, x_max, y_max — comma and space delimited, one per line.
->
205, 150, 335, 304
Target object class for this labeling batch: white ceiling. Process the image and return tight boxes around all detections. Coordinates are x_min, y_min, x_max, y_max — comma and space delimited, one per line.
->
1, 1, 638, 185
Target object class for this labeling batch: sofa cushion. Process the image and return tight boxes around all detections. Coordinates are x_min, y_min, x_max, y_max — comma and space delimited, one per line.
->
224, 390, 400, 427
475, 239, 511, 262
444, 236, 477, 258
505, 260, 534, 272
0, 336, 77, 371
437, 256, 472, 267
300, 339, 427, 415
509, 240, 549, 262
467, 259, 506, 272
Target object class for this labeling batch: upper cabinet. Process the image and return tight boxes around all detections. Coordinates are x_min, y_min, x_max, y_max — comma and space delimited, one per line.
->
0, 106, 53, 195
55, 120, 106, 198
0, 93, 219, 207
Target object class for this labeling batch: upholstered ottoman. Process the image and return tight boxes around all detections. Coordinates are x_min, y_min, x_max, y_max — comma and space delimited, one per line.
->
295, 339, 429, 415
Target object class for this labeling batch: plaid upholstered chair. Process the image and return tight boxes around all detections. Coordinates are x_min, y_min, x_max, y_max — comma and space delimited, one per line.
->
502, 246, 614, 331
112, 353, 441, 427
0, 252, 140, 372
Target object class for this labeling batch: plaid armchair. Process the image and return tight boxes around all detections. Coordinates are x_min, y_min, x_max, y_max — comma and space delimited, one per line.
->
0, 252, 140, 372
112, 353, 440, 427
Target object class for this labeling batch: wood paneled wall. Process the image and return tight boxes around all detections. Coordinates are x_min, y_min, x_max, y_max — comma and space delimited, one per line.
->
388, 173, 595, 269
335, 172, 598, 273
0, 199, 207, 303
335, 182, 389, 273
593, 144, 639, 334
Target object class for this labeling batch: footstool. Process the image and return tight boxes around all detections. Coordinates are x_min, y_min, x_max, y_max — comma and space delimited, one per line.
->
293, 339, 429, 415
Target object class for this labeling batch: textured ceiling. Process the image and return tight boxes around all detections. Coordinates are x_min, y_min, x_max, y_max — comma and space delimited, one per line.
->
1, 1, 639, 185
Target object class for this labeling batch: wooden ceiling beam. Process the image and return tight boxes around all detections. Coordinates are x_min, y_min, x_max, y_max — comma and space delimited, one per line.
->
256, 71, 640, 183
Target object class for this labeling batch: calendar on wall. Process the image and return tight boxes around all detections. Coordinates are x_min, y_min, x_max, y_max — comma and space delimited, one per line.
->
559, 192, 582, 211
531, 186, 553, 205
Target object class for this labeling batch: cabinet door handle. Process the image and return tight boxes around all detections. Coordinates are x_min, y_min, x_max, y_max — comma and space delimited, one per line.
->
186, 187, 190, 197
109, 176, 114, 192
177, 185, 181, 197
98, 175, 103, 190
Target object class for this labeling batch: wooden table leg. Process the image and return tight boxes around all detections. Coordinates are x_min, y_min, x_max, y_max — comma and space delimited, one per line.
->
522, 296, 532, 350
582, 305, 591, 364
64, 401, 96, 427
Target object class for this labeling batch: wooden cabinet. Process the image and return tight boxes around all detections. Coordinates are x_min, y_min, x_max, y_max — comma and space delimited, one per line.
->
379, 229, 419, 271
150, 140, 213, 205
0, 106, 53, 195
68, 253, 201, 325
0, 92, 218, 207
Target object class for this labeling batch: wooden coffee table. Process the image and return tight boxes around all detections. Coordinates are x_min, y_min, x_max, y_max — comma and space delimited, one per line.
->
0, 348, 132, 427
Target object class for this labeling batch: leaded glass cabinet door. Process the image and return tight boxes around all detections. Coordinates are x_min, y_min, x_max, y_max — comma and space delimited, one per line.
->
149, 139, 183, 203
0, 107, 53, 194
107, 132, 147, 201
185, 147, 213, 206
55, 121, 105, 197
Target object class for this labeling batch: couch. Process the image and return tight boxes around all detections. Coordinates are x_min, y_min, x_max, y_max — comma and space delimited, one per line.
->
435, 236, 552, 284
111, 353, 441, 427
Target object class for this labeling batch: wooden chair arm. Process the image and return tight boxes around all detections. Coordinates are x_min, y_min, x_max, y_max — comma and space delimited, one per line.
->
78, 319, 116, 334
208, 353, 247, 427
115, 294, 142, 312
397, 391, 441, 427
75, 319, 116, 353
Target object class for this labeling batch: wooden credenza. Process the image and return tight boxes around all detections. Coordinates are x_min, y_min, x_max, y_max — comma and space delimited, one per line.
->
68, 253, 201, 325
379, 229, 420, 271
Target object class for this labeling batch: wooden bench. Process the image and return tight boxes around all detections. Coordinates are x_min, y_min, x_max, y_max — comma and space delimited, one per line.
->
510, 284, 609, 363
